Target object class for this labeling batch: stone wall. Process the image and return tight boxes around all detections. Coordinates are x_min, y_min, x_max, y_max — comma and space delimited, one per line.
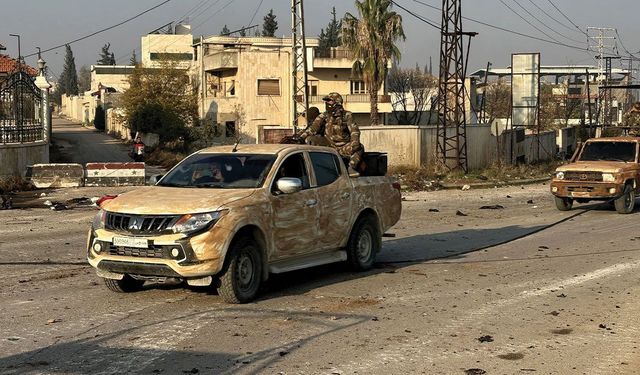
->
0, 141, 49, 177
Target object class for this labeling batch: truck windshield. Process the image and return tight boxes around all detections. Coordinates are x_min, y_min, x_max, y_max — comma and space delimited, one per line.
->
578, 141, 637, 162
158, 154, 276, 189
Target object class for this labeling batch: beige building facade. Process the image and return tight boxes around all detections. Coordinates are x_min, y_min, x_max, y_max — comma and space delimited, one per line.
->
195, 36, 392, 143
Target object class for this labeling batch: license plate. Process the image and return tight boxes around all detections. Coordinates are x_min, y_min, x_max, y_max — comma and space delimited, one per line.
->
571, 192, 589, 198
113, 236, 148, 249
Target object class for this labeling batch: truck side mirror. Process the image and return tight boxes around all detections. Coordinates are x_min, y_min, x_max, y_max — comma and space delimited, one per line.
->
276, 177, 302, 194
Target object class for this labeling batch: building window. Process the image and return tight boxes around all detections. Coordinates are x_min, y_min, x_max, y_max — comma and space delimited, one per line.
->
149, 52, 193, 61
227, 80, 235, 96
225, 121, 236, 138
350, 80, 367, 94
257, 79, 280, 96
307, 80, 318, 97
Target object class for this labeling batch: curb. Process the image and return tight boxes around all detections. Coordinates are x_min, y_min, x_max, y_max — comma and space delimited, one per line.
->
439, 177, 551, 190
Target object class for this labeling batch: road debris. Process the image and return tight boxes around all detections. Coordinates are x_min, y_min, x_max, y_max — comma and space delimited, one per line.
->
456, 210, 468, 216
1, 195, 13, 210
527, 199, 534, 204
46, 318, 62, 324
51, 203, 69, 211
464, 369, 486, 375
428, 208, 440, 212
461, 184, 471, 191
480, 205, 504, 210
477, 335, 494, 343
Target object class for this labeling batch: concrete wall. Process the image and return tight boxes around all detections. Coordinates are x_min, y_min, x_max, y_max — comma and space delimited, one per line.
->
61, 94, 97, 124
0, 141, 49, 177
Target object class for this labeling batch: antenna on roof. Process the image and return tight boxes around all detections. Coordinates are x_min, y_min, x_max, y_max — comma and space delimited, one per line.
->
232, 140, 239, 152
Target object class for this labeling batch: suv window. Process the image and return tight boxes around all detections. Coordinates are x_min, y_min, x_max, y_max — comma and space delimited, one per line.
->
579, 141, 637, 162
310, 152, 341, 187
272, 153, 310, 192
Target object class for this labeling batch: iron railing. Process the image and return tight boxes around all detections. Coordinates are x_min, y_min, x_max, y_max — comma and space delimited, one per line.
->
0, 70, 44, 144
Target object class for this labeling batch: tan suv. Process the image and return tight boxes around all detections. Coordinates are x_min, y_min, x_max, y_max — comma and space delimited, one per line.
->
87, 144, 402, 303
550, 137, 640, 214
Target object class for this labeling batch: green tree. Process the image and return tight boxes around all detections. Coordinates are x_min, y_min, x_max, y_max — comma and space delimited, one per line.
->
129, 50, 138, 66
343, 0, 405, 125
221, 25, 230, 35
318, 7, 342, 56
262, 9, 278, 37
97, 43, 116, 65
59, 44, 79, 96
77, 65, 91, 93
93, 104, 105, 130
239, 26, 247, 37
120, 58, 198, 142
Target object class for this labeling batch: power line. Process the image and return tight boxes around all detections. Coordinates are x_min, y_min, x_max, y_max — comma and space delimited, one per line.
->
409, 0, 598, 54
25, 0, 173, 58
193, 0, 238, 32
497, 0, 562, 44
511, 0, 584, 44
189, 0, 224, 26
391, 1, 440, 29
546, 0, 588, 36
525, 0, 583, 36
248, 0, 265, 30
178, 0, 210, 23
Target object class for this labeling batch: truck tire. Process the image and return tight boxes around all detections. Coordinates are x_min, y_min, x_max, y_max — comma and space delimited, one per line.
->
614, 185, 635, 214
103, 275, 144, 293
554, 196, 573, 211
346, 215, 381, 271
218, 238, 262, 304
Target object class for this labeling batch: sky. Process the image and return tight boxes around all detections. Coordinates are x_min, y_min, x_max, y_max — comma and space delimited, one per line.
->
2, 0, 640, 82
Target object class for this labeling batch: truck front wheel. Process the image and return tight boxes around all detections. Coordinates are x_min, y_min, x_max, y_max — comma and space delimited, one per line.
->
103, 275, 144, 293
347, 216, 381, 271
554, 196, 573, 211
614, 185, 636, 214
218, 238, 262, 304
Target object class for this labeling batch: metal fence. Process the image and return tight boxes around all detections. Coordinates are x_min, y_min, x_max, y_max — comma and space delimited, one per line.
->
0, 70, 44, 144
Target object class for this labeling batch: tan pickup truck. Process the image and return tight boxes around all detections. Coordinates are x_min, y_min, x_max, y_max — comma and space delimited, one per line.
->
87, 144, 402, 303
551, 137, 640, 214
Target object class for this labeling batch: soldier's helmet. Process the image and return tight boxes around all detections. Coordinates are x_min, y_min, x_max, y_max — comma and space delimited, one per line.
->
322, 92, 343, 105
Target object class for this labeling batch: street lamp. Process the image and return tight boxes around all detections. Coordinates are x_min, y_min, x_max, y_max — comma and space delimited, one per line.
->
9, 34, 21, 69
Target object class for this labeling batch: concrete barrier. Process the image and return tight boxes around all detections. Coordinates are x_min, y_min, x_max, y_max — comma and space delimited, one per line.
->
26, 163, 85, 188
85, 162, 145, 187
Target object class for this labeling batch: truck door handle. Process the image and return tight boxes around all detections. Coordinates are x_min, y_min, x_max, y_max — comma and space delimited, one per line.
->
304, 199, 318, 207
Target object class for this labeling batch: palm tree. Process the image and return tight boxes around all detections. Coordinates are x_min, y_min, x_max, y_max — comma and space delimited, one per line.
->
343, 0, 405, 126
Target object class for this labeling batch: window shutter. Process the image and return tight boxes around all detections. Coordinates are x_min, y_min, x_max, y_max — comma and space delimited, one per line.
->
258, 79, 280, 96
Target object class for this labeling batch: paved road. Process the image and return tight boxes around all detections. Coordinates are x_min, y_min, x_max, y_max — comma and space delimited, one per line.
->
51, 117, 132, 164
1, 184, 639, 374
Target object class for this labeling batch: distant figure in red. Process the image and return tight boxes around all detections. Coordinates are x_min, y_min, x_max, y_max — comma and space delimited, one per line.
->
130, 136, 145, 162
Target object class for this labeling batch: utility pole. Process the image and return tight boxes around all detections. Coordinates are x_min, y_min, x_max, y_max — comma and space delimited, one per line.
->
587, 27, 616, 131
436, 0, 477, 173
291, 0, 309, 133
479, 61, 491, 124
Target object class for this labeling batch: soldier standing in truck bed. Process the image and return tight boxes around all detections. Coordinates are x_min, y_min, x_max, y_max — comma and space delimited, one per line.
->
300, 92, 364, 173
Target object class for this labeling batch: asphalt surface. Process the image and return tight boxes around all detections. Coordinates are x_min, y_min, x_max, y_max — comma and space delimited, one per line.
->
1, 184, 639, 374
50, 117, 132, 164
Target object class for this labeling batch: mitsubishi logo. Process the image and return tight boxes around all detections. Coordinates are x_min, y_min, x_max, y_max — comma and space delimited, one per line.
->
129, 218, 141, 231
580, 174, 588, 180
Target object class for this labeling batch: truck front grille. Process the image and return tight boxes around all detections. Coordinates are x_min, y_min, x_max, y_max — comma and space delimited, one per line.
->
564, 171, 603, 182
105, 213, 180, 234
108, 245, 165, 258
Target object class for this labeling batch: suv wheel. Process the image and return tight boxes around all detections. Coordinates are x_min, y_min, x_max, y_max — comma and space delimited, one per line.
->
554, 196, 573, 211
218, 238, 262, 304
346, 216, 381, 271
614, 185, 636, 214
103, 275, 144, 293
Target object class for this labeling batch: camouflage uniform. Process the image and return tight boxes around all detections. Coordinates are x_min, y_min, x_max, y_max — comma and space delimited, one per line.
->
301, 93, 364, 170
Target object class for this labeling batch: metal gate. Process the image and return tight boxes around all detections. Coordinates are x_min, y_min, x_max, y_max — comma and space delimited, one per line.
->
0, 70, 43, 143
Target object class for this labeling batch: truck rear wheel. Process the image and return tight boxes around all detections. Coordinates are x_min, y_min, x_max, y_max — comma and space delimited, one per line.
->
554, 196, 573, 211
614, 185, 635, 214
218, 238, 262, 304
346, 216, 381, 271
103, 275, 144, 293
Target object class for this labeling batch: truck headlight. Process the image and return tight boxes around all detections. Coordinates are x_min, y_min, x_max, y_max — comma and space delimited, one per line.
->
172, 211, 224, 234
555, 171, 565, 180
92, 209, 106, 230
602, 173, 615, 182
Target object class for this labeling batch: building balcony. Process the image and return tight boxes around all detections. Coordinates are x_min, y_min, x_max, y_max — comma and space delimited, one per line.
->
203, 51, 238, 72
308, 94, 392, 113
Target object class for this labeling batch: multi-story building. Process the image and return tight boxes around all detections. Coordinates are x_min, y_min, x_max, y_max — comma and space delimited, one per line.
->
194, 36, 392, 143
